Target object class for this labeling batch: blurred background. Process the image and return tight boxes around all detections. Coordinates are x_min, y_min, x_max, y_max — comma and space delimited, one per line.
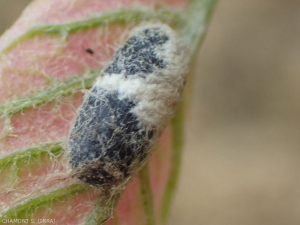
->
1, 0, 300, 224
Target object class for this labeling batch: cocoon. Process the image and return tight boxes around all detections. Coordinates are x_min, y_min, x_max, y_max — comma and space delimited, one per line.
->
68, 23, 189, 189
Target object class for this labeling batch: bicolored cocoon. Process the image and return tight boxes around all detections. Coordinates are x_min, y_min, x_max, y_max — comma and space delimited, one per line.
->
68, 23, 189, 190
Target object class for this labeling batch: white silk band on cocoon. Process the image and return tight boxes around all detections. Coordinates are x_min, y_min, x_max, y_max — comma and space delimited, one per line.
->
68, 23, 189, 190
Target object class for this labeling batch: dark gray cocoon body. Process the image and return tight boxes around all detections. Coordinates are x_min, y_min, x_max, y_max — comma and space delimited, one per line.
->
69, 88, 153, 187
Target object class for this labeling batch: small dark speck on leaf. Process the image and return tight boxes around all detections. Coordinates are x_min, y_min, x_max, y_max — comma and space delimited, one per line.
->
86, 48, 94, 54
